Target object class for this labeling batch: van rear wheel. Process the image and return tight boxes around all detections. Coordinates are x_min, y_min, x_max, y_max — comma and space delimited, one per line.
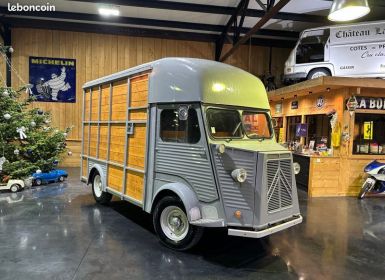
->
307, 68, 330, 80
153, 196, 204, 251
92, 174, 112, 205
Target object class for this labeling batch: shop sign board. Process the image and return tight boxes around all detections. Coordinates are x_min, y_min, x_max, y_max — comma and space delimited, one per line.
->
354, 96, 385, 110
278, 128, 284, 143
364, 121, 374, 140
346, 96, 359, 113
316, 96, 324, 109
291, 100, 298, 109
275, 103, 282, 114
29, 56, 76, 103
296, 123, 308, 137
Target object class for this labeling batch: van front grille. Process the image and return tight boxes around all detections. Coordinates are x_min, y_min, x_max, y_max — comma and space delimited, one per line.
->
266, 158, 293, 213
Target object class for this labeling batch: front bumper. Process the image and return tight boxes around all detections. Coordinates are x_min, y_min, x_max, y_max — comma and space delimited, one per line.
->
228, 215, 303, 238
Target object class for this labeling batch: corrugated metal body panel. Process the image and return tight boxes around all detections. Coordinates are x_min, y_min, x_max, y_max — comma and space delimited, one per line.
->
155, 142, 218, 202
211, 146, 257, 227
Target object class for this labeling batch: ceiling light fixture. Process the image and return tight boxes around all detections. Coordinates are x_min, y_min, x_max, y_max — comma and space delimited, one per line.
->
328, 0, 370, 22
98, 6, 120, 17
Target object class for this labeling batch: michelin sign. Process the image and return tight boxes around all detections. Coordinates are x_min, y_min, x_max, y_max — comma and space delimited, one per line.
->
29, 57, 76, 103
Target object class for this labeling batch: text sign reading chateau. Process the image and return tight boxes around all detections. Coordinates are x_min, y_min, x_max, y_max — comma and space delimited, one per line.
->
331, 22, 385, 44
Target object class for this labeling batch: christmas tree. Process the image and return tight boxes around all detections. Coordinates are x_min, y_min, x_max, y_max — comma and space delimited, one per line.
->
0, 46, 70, 181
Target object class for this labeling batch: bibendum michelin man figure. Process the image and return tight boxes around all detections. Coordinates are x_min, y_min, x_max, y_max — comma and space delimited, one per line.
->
43, 67, 71, 101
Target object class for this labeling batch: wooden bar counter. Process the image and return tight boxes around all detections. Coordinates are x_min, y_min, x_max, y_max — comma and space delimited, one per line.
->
269, 77, 385, 197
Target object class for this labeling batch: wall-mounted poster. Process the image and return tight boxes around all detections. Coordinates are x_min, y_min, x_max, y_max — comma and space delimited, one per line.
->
29, 57, 76, 103
296, 123, 308, 137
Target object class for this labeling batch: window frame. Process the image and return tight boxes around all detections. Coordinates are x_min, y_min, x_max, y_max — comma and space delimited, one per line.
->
241, 111, 273, 140
159, 105, 202, 144
352, 112, 385, 155
206, 107, 244, 140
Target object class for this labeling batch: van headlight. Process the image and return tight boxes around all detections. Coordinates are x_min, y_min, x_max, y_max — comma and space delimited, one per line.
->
231, 169, 247, 183
293, 162, 301, 175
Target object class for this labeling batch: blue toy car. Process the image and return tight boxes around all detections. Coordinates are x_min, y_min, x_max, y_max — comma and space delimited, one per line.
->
32, 169, 68, 186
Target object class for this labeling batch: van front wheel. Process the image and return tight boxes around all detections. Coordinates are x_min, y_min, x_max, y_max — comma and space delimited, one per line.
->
307, 68, 331, 80
153, 196, 204, 251
92, 174, 112, 205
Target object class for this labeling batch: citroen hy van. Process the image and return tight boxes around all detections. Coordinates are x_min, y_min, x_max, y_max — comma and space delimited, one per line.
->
81, 58, 302, 250
284, 20, 385, 82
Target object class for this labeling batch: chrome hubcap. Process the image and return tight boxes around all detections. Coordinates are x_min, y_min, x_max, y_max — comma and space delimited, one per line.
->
160, 206, 189, 242
93, 175, 103, 198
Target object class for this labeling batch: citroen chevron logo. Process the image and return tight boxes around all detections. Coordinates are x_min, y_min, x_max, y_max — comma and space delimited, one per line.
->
267, 162, 292, 211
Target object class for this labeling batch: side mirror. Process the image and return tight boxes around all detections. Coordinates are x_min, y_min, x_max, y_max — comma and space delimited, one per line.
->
178, 106, 188, 121
271, 118, 278, 128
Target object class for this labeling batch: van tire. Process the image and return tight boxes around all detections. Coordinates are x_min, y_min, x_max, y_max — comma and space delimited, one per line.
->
92, 173, 112, 205
153, 196, 204, 251
307, 68, 331, 80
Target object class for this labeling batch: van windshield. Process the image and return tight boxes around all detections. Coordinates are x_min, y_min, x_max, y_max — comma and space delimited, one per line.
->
206, 108, 272, 139
206, 108, 243, 138
242, 112, 272, 139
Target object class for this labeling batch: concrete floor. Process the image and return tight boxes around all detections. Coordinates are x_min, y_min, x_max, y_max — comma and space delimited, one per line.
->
1, 168, 385, 280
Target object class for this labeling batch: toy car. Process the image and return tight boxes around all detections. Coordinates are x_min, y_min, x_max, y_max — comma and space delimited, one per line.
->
32, 169, 68, 186
0, 178, 31, 193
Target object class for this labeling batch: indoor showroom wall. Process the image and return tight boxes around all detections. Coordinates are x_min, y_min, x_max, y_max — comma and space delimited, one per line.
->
10, 28, 290, 166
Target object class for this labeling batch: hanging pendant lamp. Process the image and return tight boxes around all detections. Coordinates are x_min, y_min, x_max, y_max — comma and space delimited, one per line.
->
328, 0, 370, 22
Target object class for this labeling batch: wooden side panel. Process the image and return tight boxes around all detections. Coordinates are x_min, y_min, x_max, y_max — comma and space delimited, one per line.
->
107, 165, 123, 192
125, 170, 144, 201
90, 87, 100, 121
124, 75, 148, 202
89, 124, 98, 157
127, 124, 146, 170
98, 125, 109, 160
111, 80, 128, 121
83, 124, 89, 155
109, 124, 125, 164
82, 158, 88, 177
100, 84, 110, 121
130, 75, 148, 108
84, 91, 91, 122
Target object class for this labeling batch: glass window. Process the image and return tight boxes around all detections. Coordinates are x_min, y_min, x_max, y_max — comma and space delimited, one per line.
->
353, 114, 385, 154
306, 114, 331, 150
296, 29, 330, 64
242, 112, 272, 139
286, 116, 302, 142
206, 108, 243, 138
160, 108, 200, 143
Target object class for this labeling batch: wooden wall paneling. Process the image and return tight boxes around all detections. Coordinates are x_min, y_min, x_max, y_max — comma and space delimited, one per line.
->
308, 157, 341, 197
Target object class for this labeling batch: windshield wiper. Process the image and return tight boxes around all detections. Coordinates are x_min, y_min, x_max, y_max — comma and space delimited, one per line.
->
232, 122, 242, 136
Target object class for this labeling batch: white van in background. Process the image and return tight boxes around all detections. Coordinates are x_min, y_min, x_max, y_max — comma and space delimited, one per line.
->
284, 20, 385, 83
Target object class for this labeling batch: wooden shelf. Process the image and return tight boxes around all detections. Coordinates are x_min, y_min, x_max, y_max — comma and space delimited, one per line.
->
268, 76, 385, 102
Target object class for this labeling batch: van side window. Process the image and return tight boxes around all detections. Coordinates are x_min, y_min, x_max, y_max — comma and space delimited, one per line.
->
296, 29, 330, 64
160, 108, 201, 144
